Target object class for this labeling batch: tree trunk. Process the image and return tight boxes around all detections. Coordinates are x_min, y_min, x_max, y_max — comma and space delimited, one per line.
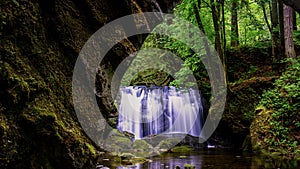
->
221, 0, 227, 83
231, 0, 239, 47
261, 4, 272, 33
279, 0, 286, 58
271, 0, 280, 60
210, 0, 227, 88
282, 0, 300, 14
222, 0, 226, 50
194, 0, 216, 95
262, 3, 272, 33
211, 0, 222, 60
284, 5, 296, 58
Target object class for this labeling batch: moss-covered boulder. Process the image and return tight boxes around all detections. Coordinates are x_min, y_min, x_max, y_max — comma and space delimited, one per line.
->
171, 145, 193, 153
157, 137, 181, 151
104, 129, 133, 153
132, 139, 155, 157
184, 163, 195, 169
250, 106, 273, 152
129, 157, 148, 164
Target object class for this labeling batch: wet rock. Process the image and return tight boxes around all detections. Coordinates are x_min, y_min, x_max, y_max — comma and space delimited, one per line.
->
270, 152, 282, 158
180, 135, 207, 149
250, 106, 273, 152
96, 164, 110, 169
171, 145, 193, 153
154, 135, 184, 150
241, 135, 252, 151
121, 160, 133, 166
132, 139, 155, 157
133, 139, 153, 152
130, 157, 148, 164
123, 131, 135, 141
104, 129, 132, 152
184, 164, 195, 169
107, 117, 118, 128
97, 166, 110, 169
120, 153, 135, 160
159, 148, 168, 152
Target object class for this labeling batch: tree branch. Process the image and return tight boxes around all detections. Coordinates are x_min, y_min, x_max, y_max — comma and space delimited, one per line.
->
262, 4, 272, 33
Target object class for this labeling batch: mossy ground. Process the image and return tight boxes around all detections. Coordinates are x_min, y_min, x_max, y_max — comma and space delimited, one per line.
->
250, 58, 300, 160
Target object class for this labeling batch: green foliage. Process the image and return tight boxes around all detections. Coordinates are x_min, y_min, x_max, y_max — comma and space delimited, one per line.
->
238, 0, 271, 45
174, 0, 215, 42
128, 0, 277, 99
175, 0, 271, 46
253, 58, 300, 156
140, 17, 211, 96
293, 30, 300, 46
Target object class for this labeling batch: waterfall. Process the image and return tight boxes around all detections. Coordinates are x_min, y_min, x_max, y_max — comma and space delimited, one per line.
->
117, 86, 204, 139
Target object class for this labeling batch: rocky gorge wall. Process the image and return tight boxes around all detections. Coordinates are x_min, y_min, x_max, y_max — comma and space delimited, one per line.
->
0, 0, 180, 168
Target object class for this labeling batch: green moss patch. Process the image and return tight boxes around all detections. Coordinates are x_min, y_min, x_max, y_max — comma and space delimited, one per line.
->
171, 145, 193, 153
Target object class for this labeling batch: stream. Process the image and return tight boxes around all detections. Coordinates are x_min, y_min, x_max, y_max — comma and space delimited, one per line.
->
113, 150, 299, 169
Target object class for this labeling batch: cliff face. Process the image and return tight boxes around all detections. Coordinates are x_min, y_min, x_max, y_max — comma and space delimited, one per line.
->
0, 0, 178, 168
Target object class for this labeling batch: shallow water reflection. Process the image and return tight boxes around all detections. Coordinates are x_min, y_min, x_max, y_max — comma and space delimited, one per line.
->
116, 151, 299, 169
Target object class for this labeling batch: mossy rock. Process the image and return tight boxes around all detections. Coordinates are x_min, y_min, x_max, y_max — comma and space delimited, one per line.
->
250, 106, 273, 152
108, 129, 125, 137
171, 145, 193, 153
104, 129, 133, 152
119, 153, 148, 165
269, 152, 282, 158
107, 117, 118, 128
130, 68, 172, 86
184, 164, 195, 169
130, 157, 148, 164
120, 152, 135, 160
105, 135, 132, 151
133, 139, 154, 152
156, 137, 181, 151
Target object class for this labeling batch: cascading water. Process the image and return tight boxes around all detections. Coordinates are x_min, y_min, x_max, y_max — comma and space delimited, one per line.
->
117, 86, 204, 139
